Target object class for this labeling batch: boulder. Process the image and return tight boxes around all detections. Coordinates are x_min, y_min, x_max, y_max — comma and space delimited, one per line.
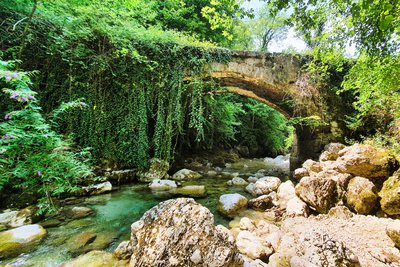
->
328, 206, 354, 219
246, 177, 281, 197
227, 177, 249, 186
236, 231, 274, 260
386, 226, 400, 249
302, 159, 322, 174
172, 168, 201, 180
218, 193, 248, 218
319, 143, 346, 162
285, 197, 309, 217
293, 168, 308, 180
295, 176, 338, 214
61, 250, 126, 267
149, 179, 177, 191
312, 170, 352, 201
336, 144, 396, 179
63, 206, 94, 219
0, 206, 39, 229
247, 176, 259, 183
248, 195, 273, 211
346, 177, 379, 214
379, 172, 400, 215
170, 185, 207, 197
0, 224, 46, 259
104, 169, 136, 184
83, 182, 112, 196
137, 158, 169, 182
275, 181, 296, 209
113, 198, 239, 266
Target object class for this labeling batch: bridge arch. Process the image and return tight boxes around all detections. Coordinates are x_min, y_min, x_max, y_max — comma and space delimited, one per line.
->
207, 51, 340, 169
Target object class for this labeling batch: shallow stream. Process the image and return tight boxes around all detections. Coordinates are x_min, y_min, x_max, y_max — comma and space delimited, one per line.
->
1, 157, 289, 267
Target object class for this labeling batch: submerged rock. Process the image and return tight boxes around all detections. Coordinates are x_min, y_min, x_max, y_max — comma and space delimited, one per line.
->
227, 177, 249, 186
346, 177, 379, 214
113, 198, 239, 266
62, 250, 126, 267
379, 171, 400, 215
218, 193, 248, 218
149, 179, 177, 191
170, 185, 207, 197
172, 168, 202, 180
0, 224, 46, 259
63, 206, 94, 219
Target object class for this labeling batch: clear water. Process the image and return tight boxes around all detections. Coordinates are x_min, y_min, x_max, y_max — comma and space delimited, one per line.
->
0, 157, 288, 267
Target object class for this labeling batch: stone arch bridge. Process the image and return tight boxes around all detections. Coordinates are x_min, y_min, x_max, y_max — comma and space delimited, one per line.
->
207, 51, 344, 168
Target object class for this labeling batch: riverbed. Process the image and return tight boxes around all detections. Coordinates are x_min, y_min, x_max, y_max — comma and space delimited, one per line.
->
1, 156, 289, 266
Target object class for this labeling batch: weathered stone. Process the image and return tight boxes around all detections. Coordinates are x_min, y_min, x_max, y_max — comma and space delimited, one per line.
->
302, 159, 322, 174
328, 206, 354, 219
83, 181, 112, 196
104, 169, 136, 184
170, 185, 207, 197
319, 143, 346, 162
236, 231, 274, 260
379, 172, 400, 215
218, 193, 248, 218
0, 210, 18, 228
312, 170, 352, 201
275, 181, 296, 209
63, 206, 94, 219
286, 197, 309, 217
346, 177, 379, 214
248, 195, 273, 211
172, 168, 202, 180
148, 179, 177, 191
295, 176, 338, 214
246, 177, 281, 196
0, 224, 46, 259
61, 250, 126, 267
67, 232, 97, 254
0, 206, 39, 229
336, 144, 396, 179
113, 240, 133, 260
386, 226, 400, 249
293, 167, 308, 180
137, 158, 169, 182
239, 217, 256, 232
227, 177, 249, 186
247, 176, 259, 183
39, 218, 62, 228
115, 198, 239, 266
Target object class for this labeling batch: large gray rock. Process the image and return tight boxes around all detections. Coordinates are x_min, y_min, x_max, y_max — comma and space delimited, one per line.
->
346, 177, 379, 214
246, 177, 281, 197
336, 144, 396, 179
379, 171, 400, 215
83, 181, 112, 195
114, 198, 239, 266
295, 176, 338, 214
218, 193, 248, 218
0, 224, 47, 259
172, 168, 201, 180
137, 158, 169, 182
149, 179, 177, 191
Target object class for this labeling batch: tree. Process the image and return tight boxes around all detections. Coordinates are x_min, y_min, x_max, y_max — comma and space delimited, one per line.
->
252, 5, 289, 52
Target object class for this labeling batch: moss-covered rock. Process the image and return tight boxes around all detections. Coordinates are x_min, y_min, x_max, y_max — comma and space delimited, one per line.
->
0, 224, 46, 259
346, 177, 379, 214
170, 185, 207, 197
379, 172, 400, 215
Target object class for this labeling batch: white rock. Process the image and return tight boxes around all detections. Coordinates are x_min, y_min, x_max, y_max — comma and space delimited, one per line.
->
172, 169, 201, 180
286, 197, 309, 217
149, 179, 177, 190
276, 180, 296, 208
236, 231, 274, 260
217, 193, 248, 218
